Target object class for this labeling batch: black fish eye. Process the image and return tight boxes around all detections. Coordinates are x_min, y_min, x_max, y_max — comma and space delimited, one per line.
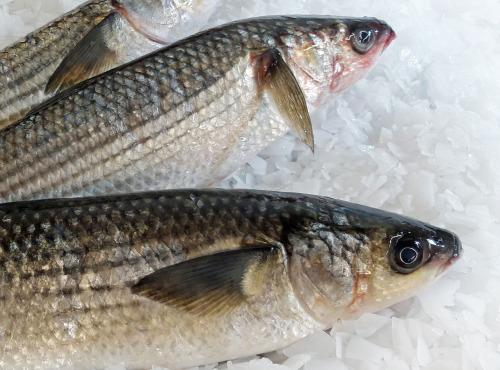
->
389, 236, 425, 274
351, 27, 375, 54
399, 246, 418, 265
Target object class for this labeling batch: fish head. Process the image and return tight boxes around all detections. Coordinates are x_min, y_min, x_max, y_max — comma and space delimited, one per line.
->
287, 198, 461, 327
113, 0, 220, 44
281, 17, 396, 106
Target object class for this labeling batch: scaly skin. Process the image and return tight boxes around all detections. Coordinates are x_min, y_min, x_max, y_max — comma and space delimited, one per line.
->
0, 189, 461, 368
0, 0, 112, 127
0, 16, 395, 203
0, 0, 219, 129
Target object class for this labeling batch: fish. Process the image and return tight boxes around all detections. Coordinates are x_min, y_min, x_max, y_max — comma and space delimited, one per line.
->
0, 0, 220, 129
0, 189, 462, 368
0, 16, 396, 203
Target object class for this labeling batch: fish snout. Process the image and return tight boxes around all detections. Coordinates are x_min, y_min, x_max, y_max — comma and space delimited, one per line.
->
373, 20, 396, 51
431, 229, 463, 268
383, 28, 396, 51
450, 231, 463, 262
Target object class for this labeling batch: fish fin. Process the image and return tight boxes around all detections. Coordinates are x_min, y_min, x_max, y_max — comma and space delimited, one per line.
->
45, 12, 120, 93
254, 48, 314, 152
132, 246, 281, 316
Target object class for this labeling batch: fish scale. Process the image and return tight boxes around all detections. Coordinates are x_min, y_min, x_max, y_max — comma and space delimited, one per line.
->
0, 189, 461, 368
0, 192, 283, 315
0, 0, 113, 126
3, 24, 258, 199
0, 0, 221, 129
0, 16, 396, 202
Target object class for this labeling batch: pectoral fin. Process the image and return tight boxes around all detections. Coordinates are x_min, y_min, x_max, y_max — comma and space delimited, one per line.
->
254, 48, 314, 151
45, 12, 120, 93
132, 246, 282, 316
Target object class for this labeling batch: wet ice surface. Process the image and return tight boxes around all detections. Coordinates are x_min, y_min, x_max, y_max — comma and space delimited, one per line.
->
1, 0, 499, 369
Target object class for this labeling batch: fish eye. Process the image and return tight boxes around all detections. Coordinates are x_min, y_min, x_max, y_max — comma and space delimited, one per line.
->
351, 27, 375, 54
389, 236, 425, 274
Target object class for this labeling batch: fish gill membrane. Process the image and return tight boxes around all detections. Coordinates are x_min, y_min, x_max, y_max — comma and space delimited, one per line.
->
0, 15, 395, 203
0, 0, 220, 129
0, 189, 462, 368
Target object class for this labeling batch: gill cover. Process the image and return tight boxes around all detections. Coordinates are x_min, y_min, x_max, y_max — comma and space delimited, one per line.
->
287, 202, 461, 326
113, 0, 220, 44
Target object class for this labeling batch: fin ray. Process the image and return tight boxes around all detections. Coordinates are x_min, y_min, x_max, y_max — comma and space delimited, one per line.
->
45, 12, 120, 93
132, 246, 281, 316
255, 48, 314, 151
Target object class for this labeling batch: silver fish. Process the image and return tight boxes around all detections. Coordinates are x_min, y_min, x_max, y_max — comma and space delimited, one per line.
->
0, 0, 220, 129
0, 189, 462, 368
0, 16, 396, 203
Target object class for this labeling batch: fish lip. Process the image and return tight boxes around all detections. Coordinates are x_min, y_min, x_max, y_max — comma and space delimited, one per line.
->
432, 231, 463, 270
383, 28, 397, 51
424, 229, 462, 276
450, 232, 463, 263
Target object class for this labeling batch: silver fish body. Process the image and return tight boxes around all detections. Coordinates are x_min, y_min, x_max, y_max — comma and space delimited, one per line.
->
0, 16, 395, 203
0, 0, 219, 129
0, 189, 461, 368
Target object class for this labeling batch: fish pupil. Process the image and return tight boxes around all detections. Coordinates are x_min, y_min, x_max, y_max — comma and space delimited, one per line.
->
400, 247, 418, 264
358, 30, 372, 45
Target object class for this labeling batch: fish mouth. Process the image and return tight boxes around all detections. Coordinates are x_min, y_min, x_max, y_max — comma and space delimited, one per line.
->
449, 232, 463, 263
430, 231, 463, 274
383, 28, 396, 51
424, 229, 463, 278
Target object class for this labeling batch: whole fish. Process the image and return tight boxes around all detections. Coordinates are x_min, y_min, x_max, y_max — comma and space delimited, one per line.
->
0, 189, 461, 368
0, 0, 220, 129
0, 16, 396, 203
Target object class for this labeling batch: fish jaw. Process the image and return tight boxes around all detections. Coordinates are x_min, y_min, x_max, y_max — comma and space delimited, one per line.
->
283, 18, 396, 107
113, 0, 220, 44
344, 226, 461, 321
287, 198, 461, 327
327, 19, 396, 96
